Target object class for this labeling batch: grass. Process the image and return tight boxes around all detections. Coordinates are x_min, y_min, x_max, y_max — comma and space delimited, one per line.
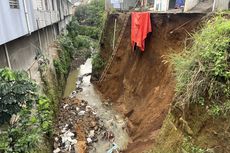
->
147, 12, 230, 153
171, 13, 230, 116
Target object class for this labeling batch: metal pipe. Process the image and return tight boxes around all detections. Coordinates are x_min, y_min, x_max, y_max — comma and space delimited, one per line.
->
22, 0, 31, 34
45, 28, 49, 49
4, 44, 12, 69
112, 19, 117, 50
212, 0, 216, 12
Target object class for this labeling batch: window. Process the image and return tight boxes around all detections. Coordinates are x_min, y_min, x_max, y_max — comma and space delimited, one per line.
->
37, 0, 43, 10
9, 0, 20, 9
44, 0, 49, 10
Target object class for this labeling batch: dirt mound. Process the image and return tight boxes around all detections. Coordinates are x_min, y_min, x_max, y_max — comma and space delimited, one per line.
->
96, 13, 204, 152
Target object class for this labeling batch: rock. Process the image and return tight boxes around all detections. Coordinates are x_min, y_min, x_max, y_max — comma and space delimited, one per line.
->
87, 137, 92, 144
54, 137, 59, 142
53, 148, 61, 153
86, 105, 92, 112
76, 107, 80, 112
63, 104, 68, 109
90, 121, 97, 128
91, 136, 98, 142
78, 111, 85, 116
53, 141, 59, 149
94, 126, 98, 131
88, 130, 95, 138
92, 111, 97, 115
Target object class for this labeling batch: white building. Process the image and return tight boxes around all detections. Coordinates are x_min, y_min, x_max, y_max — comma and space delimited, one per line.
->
0, 0, 73, 70
105, 0, 229, 12
153, 0, 230, 12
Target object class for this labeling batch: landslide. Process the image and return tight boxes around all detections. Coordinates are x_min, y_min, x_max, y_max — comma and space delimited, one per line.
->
94, 13, 204, 152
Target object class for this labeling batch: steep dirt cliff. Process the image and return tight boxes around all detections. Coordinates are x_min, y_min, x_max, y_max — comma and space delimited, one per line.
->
94, 13, 204, 152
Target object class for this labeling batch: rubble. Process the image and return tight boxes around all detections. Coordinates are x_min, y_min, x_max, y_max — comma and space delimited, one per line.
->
54, 72, 128, 153
54, 96, 109, 153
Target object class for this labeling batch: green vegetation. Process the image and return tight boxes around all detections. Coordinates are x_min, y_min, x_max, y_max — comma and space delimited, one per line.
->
75, 0, 106, 74
148, 13, 230, 153
182, 137, 206, 153
0, 69, 37, 124
92, 52, 105, 72
75, 0, 105, 28
54, 0, 105, 80
171, 14, 230, 116
0, 68, 53, 153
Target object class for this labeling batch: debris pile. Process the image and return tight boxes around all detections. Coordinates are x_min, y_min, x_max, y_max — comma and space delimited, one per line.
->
54, 97, 111, 153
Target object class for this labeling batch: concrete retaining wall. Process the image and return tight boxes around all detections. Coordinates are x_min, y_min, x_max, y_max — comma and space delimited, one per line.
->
214, 0, 230, 10
0, 24, 56, 71
184, 0, 199, 12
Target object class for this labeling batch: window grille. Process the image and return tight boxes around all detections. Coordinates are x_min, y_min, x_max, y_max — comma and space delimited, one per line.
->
9, 0, 20, 9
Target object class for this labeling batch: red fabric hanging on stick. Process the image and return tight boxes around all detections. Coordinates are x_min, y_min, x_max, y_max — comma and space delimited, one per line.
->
131, 12, 152, 51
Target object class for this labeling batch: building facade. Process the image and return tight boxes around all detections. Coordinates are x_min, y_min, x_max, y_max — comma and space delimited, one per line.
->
105, 0, 229, 12
0, 0, 73, 71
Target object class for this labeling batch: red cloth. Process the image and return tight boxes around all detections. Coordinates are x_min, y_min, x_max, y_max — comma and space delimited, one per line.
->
131, 12, 152, 51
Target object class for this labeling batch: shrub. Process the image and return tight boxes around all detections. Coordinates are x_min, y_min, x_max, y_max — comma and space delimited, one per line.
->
0, 68, 53, 153
92, 52, 105, 72
182, 137, 206, 153
171, 14, 230, 116
0, 69, 37, 124
75, 0, 105, 27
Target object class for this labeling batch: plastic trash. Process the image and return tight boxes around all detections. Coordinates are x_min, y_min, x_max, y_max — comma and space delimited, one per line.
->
107, 143, 119, 153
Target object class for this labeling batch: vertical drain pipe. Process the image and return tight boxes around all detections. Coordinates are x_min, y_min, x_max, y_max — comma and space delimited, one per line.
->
22, 0, 31, 34
112, 18, 117, 50
212, 0, 216, 12
4, 44, 12, 69
36, 19, 42, 50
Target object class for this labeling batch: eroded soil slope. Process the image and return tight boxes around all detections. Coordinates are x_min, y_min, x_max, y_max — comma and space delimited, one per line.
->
95, 13, 204, 152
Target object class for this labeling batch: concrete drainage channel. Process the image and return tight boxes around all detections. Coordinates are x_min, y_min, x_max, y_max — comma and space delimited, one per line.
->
53, 59, 129, 153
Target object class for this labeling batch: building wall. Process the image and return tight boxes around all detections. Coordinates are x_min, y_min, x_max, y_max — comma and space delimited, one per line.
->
2, 24, 56, 71
0, 0, 34, 45
154, 0, 169, 11
214, 0, 230, 10
184, 0, 199, 12
123, 0, 136, 10
6, 32, 39, 70
0, 0, 73, 45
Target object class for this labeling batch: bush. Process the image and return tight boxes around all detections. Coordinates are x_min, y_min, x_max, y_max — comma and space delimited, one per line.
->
171, 14, 230, 116
92, 52, 105, 72
75, 0, 105, 27
0, 69, 37, 124
0, 68, 53, 153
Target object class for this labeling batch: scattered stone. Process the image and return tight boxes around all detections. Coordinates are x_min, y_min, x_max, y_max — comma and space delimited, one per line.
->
53, 148, 61, 153
90, 121, 97, 128
87, 137, 92, 144
86, 105, 92, 111
63, 104, 68, 109
54, 95, 112, 152
88, 130, 95, 138
78, 110, 85, 116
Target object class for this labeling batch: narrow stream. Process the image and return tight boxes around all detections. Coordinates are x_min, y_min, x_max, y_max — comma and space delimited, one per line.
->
63, 58, 129, 152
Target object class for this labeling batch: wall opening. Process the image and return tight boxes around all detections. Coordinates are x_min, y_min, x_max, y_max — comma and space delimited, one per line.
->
169, 0, 177, 9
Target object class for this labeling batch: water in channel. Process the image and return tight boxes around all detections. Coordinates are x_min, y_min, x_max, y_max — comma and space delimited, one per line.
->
63, 58, 129, 153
